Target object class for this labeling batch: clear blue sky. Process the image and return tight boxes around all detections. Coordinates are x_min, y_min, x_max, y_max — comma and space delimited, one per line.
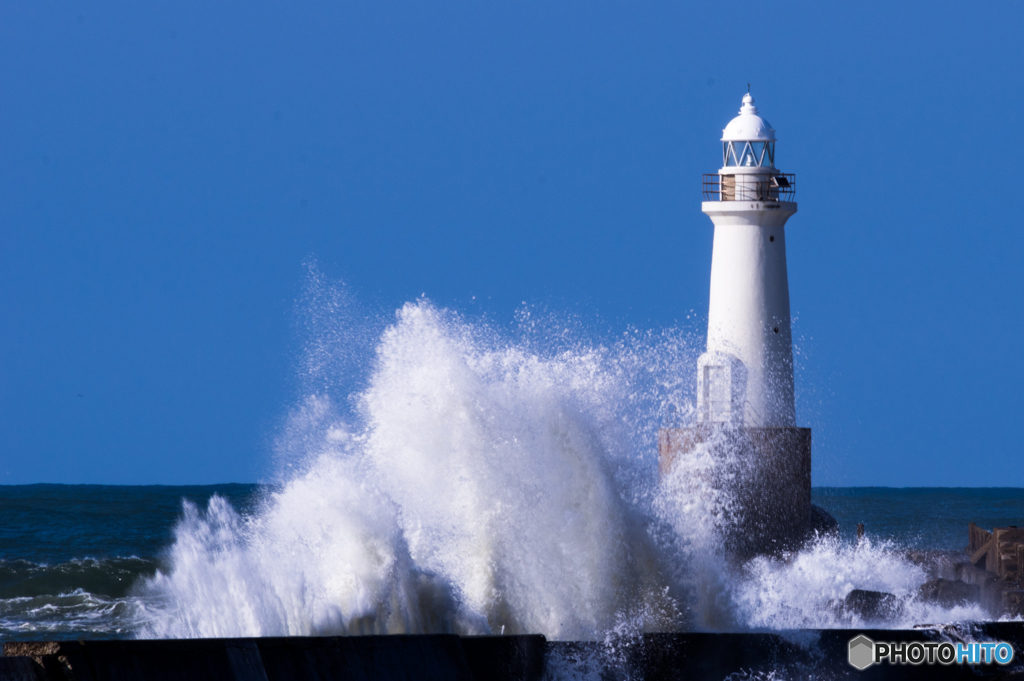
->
2, 1, 1022, 486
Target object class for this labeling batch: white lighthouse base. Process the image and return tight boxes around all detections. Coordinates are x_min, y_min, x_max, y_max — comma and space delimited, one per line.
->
659, 426, 834, 559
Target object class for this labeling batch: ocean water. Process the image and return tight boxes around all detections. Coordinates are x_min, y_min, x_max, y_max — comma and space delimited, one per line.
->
0, 484, 1020, 642
0, 484, 260, 640
816, 487, 1024, 550
3, 287, 1021, 645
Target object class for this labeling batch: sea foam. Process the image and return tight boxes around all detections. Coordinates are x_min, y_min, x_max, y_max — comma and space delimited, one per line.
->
137, 281, 986, 639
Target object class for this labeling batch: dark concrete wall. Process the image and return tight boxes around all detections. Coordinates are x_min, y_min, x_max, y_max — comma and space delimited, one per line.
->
659, 425, 812, 556
5, 627, 1024, 680
551, 626, 1024, 680
1, 635, 546, 681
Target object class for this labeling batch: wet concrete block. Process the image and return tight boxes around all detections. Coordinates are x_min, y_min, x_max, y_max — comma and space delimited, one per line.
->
82, 639, 237, 681
1003, 590, 1024, 617
225, 641, 269, 681
550, 631, 1008, 680
980, 579, 1017, 616
632, 632, 811, 680
904, 550, 966, 581
5, 629, 1024, 680
807, 503, 838, 536
843, 589, 905, 622
253, 637, 353, 681
0, 636, 548, 681
917, 578, 981, 608
461, 635, 546, 681
0, 656, 45, 681
955, 561, 992, 586
256, 635, 475, 681
339, 635, 474, 681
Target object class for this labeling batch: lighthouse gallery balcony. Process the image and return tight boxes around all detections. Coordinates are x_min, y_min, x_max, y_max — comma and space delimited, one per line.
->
702, 173, 796, 202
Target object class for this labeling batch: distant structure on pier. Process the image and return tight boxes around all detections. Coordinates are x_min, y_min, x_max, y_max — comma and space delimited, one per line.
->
660, 92, 833, 555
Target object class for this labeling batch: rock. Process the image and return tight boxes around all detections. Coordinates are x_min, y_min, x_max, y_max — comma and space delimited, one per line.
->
916, 578, 981, 608
843, 589, 904, 622
807, 504, 838, 536
1003, 590, 1024, 617
955, 561, 993, 586
903, 550, 967, 580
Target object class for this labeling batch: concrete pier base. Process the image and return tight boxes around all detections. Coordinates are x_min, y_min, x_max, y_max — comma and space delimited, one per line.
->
1, 635, 546, 681
659, 425, 832, 557
6, 627, 1024, 680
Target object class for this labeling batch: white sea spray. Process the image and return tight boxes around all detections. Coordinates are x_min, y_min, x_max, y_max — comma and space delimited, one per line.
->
136, 279, 991, 641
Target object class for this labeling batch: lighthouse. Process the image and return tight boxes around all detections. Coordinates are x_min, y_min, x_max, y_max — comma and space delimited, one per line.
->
699, 92, 796, 427
660, 92, 832, 555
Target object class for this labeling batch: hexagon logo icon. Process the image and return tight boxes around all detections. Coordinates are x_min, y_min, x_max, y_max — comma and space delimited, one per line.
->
848, 635, 874, 670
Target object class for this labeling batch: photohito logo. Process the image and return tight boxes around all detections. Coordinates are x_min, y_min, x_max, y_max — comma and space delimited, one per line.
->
848, 635, 1014, 670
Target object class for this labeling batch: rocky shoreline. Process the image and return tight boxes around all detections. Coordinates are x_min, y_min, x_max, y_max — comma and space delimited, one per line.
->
836, 525, 1024, 624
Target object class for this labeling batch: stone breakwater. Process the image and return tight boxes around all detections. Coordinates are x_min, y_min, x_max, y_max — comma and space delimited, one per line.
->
0, 636, 544, 681
833, 523, 1024, 624
4, 626, 1024, 680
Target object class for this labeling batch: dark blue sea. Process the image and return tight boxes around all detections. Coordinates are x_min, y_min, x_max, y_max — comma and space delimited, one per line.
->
0, 485, 1021, 641
0, 484, 261, 640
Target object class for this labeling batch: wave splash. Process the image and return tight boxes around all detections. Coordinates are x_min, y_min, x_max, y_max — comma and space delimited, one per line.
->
139, 298, 692, 639
137, 288, 991, 640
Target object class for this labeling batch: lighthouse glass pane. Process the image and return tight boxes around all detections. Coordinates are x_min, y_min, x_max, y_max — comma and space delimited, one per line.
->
750, 142, 766, 167
725, 142, 739, 166
766, 142, 775, 167
722, 143, 730, 166
739, 143, 756, 166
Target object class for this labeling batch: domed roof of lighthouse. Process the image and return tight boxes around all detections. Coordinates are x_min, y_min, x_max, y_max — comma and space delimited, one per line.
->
721, 93, 776, 142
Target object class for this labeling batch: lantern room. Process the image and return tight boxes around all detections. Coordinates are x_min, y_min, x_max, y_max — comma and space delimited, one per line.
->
703, 92, 795, 203
721, 92, 776, 168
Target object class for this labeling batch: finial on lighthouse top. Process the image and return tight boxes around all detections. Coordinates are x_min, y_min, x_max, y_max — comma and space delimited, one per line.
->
722, 91, 776, 142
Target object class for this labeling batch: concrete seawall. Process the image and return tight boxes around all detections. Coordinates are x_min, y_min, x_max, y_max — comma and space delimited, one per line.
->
0, 635, 546, 681
3, 626, 1024, 680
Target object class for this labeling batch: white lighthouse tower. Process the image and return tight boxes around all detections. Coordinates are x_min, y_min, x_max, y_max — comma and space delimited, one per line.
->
660, 92, 829, 556
698, 92, 796, 427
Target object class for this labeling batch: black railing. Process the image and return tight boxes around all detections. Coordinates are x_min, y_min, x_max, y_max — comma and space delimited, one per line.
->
702, 173, 796, 202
